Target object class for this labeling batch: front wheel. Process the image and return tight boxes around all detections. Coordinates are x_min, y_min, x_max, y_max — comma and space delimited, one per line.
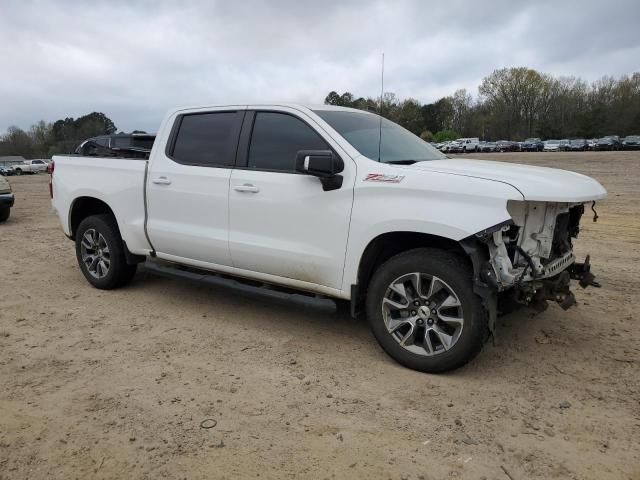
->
366, 248, 488, 373
75, 214, 137, 289
14, 168, 22, 175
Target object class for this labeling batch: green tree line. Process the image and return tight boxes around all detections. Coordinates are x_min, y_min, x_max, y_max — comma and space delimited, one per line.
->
325, 67, 640, 141
0, 112, 117, 159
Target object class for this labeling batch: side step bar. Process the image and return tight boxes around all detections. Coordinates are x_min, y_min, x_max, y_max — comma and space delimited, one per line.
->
142, 259, 337, 311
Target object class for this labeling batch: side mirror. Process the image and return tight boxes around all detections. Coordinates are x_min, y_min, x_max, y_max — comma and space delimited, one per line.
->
295, 150, 344, 191
295, 150, 344, 177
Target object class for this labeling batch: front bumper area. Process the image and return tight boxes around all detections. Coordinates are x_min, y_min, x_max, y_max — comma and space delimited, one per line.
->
509, 255, 599, 312
0, 192, 14, 208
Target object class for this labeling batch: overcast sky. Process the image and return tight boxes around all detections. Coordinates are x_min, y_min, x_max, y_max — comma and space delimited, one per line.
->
1, 0, 639, 134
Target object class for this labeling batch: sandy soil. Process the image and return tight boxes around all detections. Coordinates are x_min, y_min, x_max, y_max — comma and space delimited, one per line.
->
0, 151, 638, 480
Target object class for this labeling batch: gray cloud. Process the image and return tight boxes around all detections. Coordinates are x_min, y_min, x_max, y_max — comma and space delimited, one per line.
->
1, 0, 639, 133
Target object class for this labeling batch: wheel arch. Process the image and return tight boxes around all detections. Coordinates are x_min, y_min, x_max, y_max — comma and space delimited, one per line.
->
350, 231, 472, 317
69, 196, 117, 240
69, 196, 145, 264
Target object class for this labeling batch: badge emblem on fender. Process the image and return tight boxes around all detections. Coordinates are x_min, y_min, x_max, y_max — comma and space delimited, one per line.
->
364, 173, 405, 183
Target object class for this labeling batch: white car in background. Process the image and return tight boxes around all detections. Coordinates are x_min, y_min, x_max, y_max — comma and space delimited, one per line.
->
12, 159, 48, 175
457, 138, 480, 153
543, 140, 561, 152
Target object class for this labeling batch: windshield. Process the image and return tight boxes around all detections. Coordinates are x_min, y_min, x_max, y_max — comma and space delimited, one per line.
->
571, 139, 585, 143
547, 140, 560, 144
313, 110, 446, 163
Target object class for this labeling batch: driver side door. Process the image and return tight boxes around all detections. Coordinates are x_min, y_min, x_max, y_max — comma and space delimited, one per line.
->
228, 108, 355, 291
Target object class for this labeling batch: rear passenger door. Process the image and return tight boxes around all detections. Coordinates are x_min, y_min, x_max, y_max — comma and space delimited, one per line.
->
228, 108, 354, 290
146, 108, 245, 266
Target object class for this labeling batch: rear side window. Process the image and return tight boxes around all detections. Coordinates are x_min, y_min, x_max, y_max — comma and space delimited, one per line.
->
170, 111, 243, 167
248, 112, 329, 172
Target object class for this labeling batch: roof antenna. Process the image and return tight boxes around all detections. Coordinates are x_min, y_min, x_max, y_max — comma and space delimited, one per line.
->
377, 52, 384, 162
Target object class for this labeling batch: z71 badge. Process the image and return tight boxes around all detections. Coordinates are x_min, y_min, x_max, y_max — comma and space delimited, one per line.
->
364, 173, 405, 183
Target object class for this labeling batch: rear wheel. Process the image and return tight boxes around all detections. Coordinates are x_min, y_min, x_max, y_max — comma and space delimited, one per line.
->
14, 168, 22, 175
366, 248, 488, 373
0, 207, 9, 222
75, 214, 137, 289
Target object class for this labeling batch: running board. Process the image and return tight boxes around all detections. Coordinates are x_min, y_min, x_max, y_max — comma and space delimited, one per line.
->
141, 259, 336, 310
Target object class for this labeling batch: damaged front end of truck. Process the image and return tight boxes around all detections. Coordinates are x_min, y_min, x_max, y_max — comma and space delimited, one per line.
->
462, 200, 600, 332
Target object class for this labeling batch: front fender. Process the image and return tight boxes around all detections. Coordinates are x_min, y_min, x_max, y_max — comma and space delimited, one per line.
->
341, 166, 522, 293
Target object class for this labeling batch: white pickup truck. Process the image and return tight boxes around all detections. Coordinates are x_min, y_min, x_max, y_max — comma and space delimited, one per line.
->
51, 104, 606, 372
13, 159, 48, 175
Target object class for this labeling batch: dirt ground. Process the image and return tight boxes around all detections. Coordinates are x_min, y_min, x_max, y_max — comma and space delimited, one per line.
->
1, 151, 638, 480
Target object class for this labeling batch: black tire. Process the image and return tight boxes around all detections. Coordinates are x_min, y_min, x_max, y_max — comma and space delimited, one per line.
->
14, 168, 22, 175
365, 248, 488, 373
0, 207, 9, 222
75, 214, 137, 289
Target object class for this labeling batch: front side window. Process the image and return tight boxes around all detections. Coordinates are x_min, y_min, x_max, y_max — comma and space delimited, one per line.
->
248, 112, 329, 172
171, 111, 242, 167
314, 109, 446, 163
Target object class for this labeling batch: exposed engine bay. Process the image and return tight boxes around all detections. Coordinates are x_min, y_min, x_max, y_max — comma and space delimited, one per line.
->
476, 200, 600, 314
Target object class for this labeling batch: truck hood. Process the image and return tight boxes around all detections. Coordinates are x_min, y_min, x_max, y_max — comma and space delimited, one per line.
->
409, 159, 607, 202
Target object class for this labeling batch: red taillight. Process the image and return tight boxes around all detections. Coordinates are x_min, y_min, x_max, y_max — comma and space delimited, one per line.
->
49, 160, 54, 198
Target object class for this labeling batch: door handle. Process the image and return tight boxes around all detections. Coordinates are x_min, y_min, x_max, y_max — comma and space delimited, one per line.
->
233, 184, 260, 193
152, 176, 172, 185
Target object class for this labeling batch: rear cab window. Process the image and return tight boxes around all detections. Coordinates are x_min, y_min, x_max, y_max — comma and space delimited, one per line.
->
168, 111, 244, 167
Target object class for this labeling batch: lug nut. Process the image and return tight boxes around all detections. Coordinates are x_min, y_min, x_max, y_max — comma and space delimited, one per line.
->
431, 309, 437, 315
416, 319, 424, 326
411, 310, 417, 316
427, 319, 434, 326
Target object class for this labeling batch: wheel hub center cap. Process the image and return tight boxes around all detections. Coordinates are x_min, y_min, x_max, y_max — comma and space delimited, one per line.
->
417, 305, 430, 320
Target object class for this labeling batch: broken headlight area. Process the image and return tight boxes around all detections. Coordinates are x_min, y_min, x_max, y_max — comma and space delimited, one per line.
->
475, 201, 599, 312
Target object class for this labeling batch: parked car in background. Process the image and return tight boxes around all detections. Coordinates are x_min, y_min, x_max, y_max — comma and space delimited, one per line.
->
457, 138, 480, 153
480, 141, 498, 152
595, 136, 621, 151
478, 142, 498, 152
0, 174, 14, 222
441, 141, 464, 153
543, 140, 562, 152
12, 159, 48, 175
622, 135, 640, 150
496, 140, 519, 152
568, 139, 588, 151
587, 139, 598, 150
559, 139, 570, 151
0, 156, 26, 167
521, 138, 544, 152
0, 158, 26, 173
0, 166, 15, 176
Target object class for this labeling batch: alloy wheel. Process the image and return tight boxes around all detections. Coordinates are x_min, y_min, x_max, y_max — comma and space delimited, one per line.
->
80, 228, 111, 279
382, 272, 464, 356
